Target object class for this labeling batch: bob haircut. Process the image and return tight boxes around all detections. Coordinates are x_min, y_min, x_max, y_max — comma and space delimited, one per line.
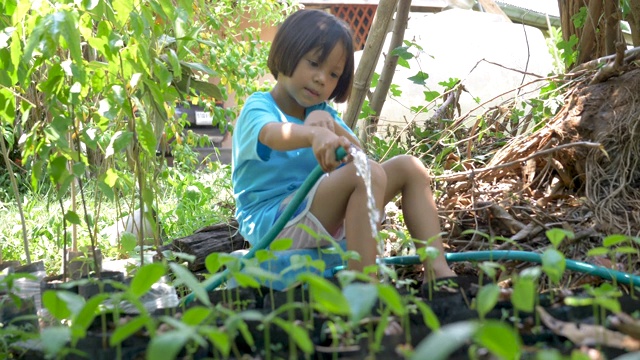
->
268, 9, 355, 103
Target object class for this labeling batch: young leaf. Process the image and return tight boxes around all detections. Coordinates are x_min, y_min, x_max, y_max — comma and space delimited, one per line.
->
181, 306, 212, 326
476, 284, 500, 320
170, 262, 211, 306
473, 321, 521, 360
147, 330, 191, 360
511, 277, 535, 313
603, 234, 629, 248
270, 238, 293, 251
414, 301, 440, 331
407, 71, 429, 85
541, 248, 566, 284
411, 321, 478, 360
272, 317, 314, 354
42, 290, 72, 320
41, 326, 71, 357
129, 263, 165, 298
297, 273, 349, 315
343, 282, 377, 323
203, 327, 231, 357
110, 315, 149, 346
377, 283, 405, 316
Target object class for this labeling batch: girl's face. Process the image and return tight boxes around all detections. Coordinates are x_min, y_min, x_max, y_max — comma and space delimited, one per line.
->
271, 42, 346, 119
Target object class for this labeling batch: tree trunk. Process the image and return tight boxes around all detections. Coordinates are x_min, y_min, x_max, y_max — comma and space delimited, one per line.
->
344, 0, 398, 130
363, 0, 412, 141
623, 0, 640, 46
558, 0, 623, 69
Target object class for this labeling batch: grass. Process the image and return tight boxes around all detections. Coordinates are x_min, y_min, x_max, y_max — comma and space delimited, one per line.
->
0, 162, 235, 275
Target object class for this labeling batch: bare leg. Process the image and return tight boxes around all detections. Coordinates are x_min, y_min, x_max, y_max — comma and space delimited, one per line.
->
309, 160, 387, 273
381, 155, 456, 282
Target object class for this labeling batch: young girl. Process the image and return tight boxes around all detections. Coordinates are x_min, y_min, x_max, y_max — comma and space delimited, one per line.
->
232, 9, 456, 285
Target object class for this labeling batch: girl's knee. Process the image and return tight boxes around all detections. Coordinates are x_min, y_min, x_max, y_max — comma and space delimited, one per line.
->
368, 160, 387, 191
395, 155, 432, 183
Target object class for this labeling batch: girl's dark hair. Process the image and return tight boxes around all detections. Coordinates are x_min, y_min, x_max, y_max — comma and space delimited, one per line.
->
268, 9, 355, 103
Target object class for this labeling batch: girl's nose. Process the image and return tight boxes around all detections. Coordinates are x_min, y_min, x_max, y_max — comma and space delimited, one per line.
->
314, 71, 325, 85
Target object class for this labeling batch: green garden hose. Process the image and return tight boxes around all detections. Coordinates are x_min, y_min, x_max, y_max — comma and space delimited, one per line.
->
181, 147, 350, 305
379, 251, 640, 288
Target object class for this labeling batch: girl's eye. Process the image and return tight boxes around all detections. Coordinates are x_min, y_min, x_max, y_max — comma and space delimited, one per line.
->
331, 73, 340, 79
308, 60, 319, 67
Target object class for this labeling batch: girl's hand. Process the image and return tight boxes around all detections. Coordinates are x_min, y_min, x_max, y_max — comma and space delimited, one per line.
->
310, 128, 352, 173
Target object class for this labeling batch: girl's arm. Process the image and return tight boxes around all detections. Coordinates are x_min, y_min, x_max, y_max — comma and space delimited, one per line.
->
259, 121, 352, 172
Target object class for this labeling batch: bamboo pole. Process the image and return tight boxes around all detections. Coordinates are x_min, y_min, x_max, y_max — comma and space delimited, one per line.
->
363, 0, 412, 141
344, 0, 398, 130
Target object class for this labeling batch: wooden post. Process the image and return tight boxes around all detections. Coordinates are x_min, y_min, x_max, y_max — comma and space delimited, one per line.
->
363, 0, 412, 141
344, 0, 398, 130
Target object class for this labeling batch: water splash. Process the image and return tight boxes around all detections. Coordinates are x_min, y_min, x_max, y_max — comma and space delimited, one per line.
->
349, 146, 380, 241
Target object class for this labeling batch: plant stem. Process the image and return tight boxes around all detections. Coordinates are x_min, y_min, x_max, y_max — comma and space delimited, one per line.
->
0, 126, 31, 263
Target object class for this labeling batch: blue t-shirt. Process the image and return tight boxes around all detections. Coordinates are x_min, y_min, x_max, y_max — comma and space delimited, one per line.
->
232, 91, 356, 245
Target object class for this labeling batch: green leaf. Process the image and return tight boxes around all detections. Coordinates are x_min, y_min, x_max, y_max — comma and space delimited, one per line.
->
614, 246, 638, 254
42, 290, 73, 320
181, 306, 211, 326
272, 317, 314, 354
407, 71, 429, 85
343, 282, 377, 323
545, 228, 573, 248
270, 238, 293, 251
423, 90, 440, 102
72, 293, 108, 335
120, 232, 137, 252
205, 253, 223, 274
136, 116, 157, 156
231, 272, 261, 288
390, 46, 414, 60
203, 327, 231, 357
105, 131, 133, 159
112, 0, 134, 27
511, 277, 535, 313
129, 263, 165, 298
370, 72, 380, 88
603, 234, 629, 247
298, 273, 349, 315
41, 326, 71, 356
474, 321, 521, 360
414, 301, 440, 331
541, 248, 566, 284
111, 315, 149, 346
476, 284, 500, 320
586, 247, 609, 257
397, 57, 410, 69
64, 210, 81, 225
377, 283, 405, 316
191, 80, 223, 100
147, 330, 191, 360
181, 61, 217, 76
595, 297, 621, 314
170, 262, 211, 306
411, 321, 478, 360
58, 11, 82, 64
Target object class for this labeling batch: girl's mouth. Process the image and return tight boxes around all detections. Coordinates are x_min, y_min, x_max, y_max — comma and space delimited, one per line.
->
305, 88, 319, 97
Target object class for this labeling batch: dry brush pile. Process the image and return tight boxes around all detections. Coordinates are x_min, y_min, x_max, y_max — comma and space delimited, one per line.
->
405, 50, 640, 287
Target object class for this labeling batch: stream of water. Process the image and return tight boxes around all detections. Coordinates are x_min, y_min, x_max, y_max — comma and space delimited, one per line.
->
349, 147, 381, 250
